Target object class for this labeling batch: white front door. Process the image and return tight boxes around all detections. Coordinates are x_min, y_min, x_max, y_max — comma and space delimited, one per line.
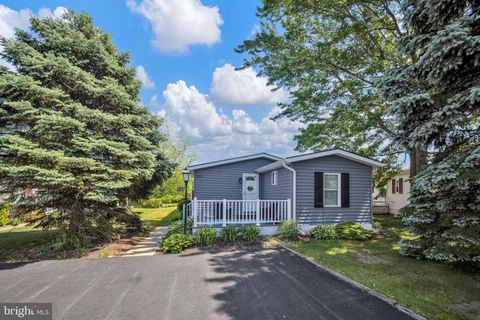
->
242, 173, 259, 200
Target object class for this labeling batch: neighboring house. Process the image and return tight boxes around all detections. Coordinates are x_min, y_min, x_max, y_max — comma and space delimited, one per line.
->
386, 170, 410, 216
186, 149, 383, 234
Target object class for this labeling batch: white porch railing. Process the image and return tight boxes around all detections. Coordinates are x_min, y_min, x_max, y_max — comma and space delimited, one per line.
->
189, 198, 291, 227
183, 202, 192, 219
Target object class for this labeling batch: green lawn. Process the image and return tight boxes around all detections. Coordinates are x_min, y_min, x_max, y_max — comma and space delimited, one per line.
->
0, 206, 180, 262
286, 216, 480, 320
133, 206, 180, 228
0, 226, 60, 263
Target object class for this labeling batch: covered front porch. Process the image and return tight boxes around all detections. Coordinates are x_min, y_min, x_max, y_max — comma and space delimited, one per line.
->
184, 198, 292, 228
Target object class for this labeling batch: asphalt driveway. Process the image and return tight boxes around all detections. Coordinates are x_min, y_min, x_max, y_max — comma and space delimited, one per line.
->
0, 248, 412, 320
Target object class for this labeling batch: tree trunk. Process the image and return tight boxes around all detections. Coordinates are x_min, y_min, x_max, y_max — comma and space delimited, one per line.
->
409, 148, 427, 178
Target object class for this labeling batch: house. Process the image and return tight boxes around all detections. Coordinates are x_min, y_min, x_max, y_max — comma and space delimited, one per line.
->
186, 149, 383, 234
384, 170, 410, 216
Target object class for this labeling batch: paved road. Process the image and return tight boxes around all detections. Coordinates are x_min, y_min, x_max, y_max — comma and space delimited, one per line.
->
0, 249, 412, 320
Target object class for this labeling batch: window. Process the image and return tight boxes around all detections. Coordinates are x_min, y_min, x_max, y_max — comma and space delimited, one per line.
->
271, 170, 278, 185
395, 179, 400, 193
324, 173, 341, 207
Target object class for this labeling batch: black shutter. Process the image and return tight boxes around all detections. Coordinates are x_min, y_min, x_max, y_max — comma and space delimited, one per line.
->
341, 173, 350, 208
314, 172, 323, 208
399, 178, 404, 194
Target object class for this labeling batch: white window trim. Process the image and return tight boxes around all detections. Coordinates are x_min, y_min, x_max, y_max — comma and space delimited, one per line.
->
324, 173, 341, 207
271, 170, 278, 185
394, 179, 400, 194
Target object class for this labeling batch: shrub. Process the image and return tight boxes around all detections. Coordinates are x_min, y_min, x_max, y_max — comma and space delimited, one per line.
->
166, 218, 193, 237
22, 211, 44, 223
308, 225, 337, 240
160, 194, 183, 204
241, 226, 260, 243
171, 210, 181, 221
133, 198, 163, 208
221, 226, 240, 243
161, 233, 193, 253
177, 199, 190, 212
335, 222, 373, 240
196, 227, 217, 246
0, 202, 10, 226
8, 217, 20, 226
133, 195, 184, 208
280, 220, 300, 240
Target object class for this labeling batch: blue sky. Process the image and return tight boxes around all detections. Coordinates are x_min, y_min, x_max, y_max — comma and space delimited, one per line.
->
0, 0, 301, 163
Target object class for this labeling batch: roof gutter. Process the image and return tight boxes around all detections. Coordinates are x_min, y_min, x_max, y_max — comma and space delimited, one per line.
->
282, 161, 296, 221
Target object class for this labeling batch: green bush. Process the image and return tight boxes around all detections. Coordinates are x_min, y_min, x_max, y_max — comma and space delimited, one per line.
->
335, 222, 373, 240
161, 233, 193, 253
133, 195, 184, 208
308, 225, 338, 240
161, 194, 183, 204
171, 210, 181, 221
241, 226, 260, 243
8, 217, 20, 226
280, 220, 300, 240
177, 199, 190, 212
166, 218, 193, 237
221, 226, 240, 243
196, 227, 217, 246
0, 202, 10, 226
133, 198, 163, 208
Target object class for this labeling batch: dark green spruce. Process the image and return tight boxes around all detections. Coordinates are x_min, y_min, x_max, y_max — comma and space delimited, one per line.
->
379, 0, 480, 264
0, 12, 172, 247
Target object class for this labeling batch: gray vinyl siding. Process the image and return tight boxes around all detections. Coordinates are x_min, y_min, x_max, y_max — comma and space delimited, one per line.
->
292, 155, 372, 225
260, 168, 293, 200
193, 158, 275, 200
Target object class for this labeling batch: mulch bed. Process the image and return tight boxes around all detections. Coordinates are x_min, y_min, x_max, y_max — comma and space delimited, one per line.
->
181, 238, 279, 255
87, 234, 145, 258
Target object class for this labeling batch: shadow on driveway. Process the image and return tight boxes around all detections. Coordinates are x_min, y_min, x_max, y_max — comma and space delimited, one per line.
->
0, 248, 413, 319
204, 248, 412, 320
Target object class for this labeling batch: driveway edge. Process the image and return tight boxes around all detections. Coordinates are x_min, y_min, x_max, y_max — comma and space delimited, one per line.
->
279, 243, 425, 320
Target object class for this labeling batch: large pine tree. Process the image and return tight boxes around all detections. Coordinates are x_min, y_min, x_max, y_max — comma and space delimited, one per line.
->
0, 12, 171, 246
379, 0, 480, 263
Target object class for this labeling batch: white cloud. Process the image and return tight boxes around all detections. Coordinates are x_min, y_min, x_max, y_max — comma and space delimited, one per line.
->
158, 80, 301, 162
0, 5, 67, 70
0, 5, 31, 39
232, 109, 259, 134
38, 6, 67, 19
0, 5, 31, 70
135, 65, 155, 89
211, 64, 288, 107
162, 80, 232, 139
250, 24, 261, 37
127, 0, 223, 54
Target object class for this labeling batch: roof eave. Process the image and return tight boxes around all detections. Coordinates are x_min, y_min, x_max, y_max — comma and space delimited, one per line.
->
255, 160, 288, 173
286, 149, 384, 168
187, 153, 282, 171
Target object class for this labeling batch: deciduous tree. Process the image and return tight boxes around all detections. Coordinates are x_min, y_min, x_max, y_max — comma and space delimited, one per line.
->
237, 0, 422, 187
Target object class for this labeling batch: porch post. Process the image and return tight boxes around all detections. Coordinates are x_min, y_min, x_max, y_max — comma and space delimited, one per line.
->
222, 199, 227, 227
287, 198, 292, 220
193, 197, 198, 228
256, 199, 260, 226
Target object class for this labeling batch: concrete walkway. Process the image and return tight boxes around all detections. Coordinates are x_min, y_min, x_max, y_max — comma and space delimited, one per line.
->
122, 226, 168, 257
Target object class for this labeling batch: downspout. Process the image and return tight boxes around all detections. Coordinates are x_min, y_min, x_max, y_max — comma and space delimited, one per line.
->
282, 161, 296, 221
